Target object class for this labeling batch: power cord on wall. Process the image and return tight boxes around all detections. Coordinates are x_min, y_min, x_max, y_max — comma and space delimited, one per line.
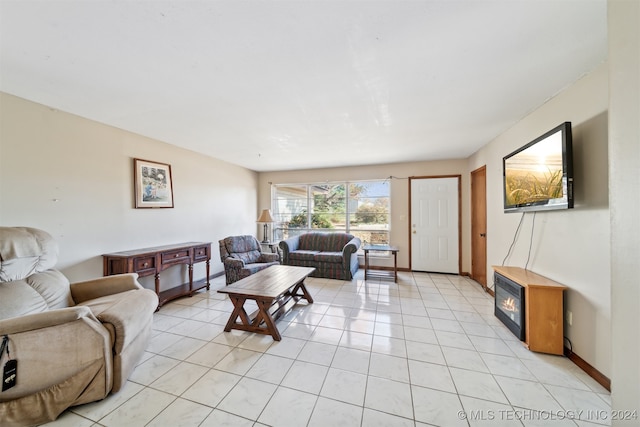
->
501, 212, 526, 266
491, 212, 539, 296
524, 212, 537, 271
564, 336, 573, 356
489, 212, 526, 293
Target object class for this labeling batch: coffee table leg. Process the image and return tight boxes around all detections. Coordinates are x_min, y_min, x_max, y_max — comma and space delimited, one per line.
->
224, 295, 282, 340
224, 295, 251, 332
291, 281, 314, 304
255, 299, 282, 341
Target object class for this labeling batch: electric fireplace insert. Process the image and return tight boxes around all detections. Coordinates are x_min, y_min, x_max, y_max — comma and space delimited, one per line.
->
494, 272, 525, 340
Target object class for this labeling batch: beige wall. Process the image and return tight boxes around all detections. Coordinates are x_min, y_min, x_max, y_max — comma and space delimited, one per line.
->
468, 63, 611, 377
609, 0, 640, 419
0, 92, 258, 289
258, 160, 470, 273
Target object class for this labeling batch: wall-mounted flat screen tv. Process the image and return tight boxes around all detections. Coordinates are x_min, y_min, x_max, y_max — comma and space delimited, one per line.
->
503, 122, 573, 213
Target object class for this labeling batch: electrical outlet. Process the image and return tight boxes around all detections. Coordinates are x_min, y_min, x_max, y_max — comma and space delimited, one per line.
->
566, 310, 573, 326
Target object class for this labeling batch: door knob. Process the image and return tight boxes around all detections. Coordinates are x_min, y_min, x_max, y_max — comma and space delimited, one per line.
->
480, 233, 486, 237
413, 230, 417, 234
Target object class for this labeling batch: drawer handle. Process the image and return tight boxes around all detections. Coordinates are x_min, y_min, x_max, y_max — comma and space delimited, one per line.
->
175, 254, 179, 258
143, 262, 148, 267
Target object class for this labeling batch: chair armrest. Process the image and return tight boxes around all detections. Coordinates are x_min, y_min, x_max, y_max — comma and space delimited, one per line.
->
279, 236, 300, 263
0, 307, 111, 403
258, 252, 279, 263
89, 289, 158, 354
70, 273, 142, 304
224, 257, 245, 269
0, 306, 97, 335
222, 257, 246, 285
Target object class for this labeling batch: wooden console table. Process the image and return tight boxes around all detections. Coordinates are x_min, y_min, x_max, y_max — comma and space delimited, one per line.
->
103, 242, 211, 308
493, 266, 566, 355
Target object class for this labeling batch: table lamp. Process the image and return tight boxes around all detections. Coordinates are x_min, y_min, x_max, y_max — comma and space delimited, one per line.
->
256, 209, 275, 243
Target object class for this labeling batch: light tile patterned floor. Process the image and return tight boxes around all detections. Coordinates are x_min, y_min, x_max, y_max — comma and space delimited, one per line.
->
46, 271, 611, 426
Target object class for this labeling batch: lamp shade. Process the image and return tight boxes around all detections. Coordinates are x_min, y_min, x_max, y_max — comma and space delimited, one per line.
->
256, 209, 275, 223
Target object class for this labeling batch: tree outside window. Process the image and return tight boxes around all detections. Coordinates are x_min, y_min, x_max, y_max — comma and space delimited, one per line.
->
273, 181, 390, 246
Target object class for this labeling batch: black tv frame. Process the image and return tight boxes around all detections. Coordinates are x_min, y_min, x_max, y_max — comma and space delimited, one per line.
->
503, 122, 574, 213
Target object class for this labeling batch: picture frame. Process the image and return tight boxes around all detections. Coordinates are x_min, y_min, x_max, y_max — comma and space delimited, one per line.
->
133, 158, 174, 208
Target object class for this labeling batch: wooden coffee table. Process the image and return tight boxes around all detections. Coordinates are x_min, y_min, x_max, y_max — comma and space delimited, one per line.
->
217, 265, 315, 340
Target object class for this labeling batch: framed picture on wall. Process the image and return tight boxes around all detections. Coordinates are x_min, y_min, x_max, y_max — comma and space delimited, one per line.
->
134, 158, 174, 208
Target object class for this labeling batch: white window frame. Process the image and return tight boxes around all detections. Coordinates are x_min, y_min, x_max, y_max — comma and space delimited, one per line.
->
271, 180, 391, 252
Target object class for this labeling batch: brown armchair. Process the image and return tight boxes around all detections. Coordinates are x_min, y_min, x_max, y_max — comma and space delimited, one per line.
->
0, 227, 158, 426
219, 235, 279, 284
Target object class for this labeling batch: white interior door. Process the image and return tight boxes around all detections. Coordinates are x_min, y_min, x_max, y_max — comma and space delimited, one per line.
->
411, 177, 459, 274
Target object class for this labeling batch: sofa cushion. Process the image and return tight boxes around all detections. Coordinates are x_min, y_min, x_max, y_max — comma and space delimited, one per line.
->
313, 252, 343, 263
289, 250, 320, 261
26, 270, 73, 310
0, 280, 48, 320
0, 270, 71, 320
299, 232, 354, 252
0, 257, 38, 283
221, 235, 263, 263
243, 262, 278, 276
231, 249, 261, 264
299, 233, 327, 251
324, 233, 355, 251
0, 227, 59, 281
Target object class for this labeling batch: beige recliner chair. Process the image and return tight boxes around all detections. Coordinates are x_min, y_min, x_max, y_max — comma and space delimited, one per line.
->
0, 227, 158, 426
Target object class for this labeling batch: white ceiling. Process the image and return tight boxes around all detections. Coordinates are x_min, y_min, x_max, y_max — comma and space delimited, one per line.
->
0, 1, 607, 172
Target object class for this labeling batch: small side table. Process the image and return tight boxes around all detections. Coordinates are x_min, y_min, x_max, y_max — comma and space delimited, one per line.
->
363, 245, 399, 282
260, 241, 281, 262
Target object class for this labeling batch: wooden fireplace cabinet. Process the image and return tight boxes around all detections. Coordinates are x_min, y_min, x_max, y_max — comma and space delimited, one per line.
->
103, 242, 211, 308
493, 266, 567, 355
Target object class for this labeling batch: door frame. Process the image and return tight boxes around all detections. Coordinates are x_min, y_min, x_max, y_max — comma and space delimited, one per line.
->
470, 166, 488, 290
408, 175, 462, 273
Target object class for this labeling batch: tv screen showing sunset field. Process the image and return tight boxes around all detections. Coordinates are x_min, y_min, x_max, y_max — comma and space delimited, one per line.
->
504, 131, 564, 207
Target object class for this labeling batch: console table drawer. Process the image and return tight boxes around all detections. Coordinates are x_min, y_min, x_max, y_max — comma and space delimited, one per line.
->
194, 246, 209, 261
134, 256, 157, 276
161, 249, 191, 265
135, 256, 156, 270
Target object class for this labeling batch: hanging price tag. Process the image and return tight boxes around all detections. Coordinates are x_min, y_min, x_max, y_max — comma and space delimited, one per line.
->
2, 359, 17, 391
1, 335, 17, 392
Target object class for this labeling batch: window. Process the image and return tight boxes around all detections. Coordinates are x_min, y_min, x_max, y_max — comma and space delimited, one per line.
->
349, 181, 390, 246
273, 180, 390, 247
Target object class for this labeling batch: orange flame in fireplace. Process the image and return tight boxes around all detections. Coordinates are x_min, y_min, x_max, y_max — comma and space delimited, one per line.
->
501, 297, 518, 313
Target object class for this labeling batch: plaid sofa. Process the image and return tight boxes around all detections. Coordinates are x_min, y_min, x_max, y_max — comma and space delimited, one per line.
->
219, 235, 280, 285
279, 232, 361, 280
